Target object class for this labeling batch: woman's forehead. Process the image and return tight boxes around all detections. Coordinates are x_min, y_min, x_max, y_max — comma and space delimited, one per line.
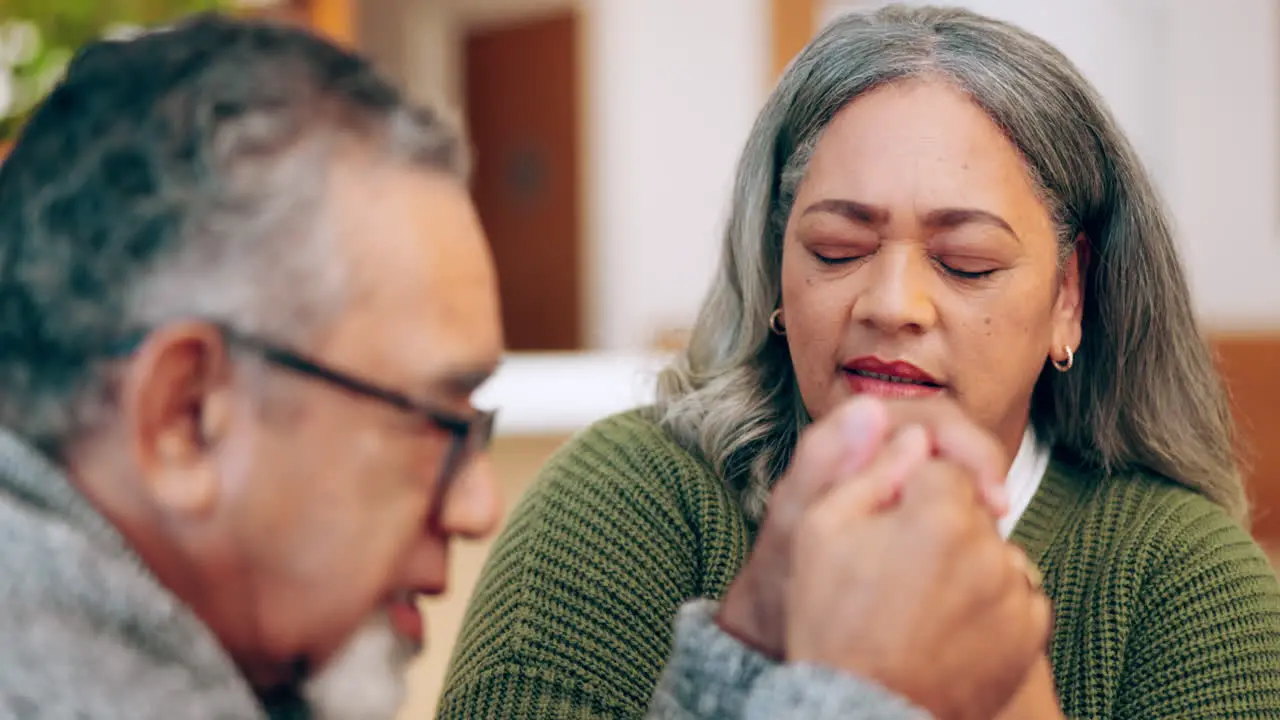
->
795, 80, 1055, 239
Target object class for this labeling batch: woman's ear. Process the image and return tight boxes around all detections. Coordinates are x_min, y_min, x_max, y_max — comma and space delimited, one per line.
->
1051, 233, 1089, 355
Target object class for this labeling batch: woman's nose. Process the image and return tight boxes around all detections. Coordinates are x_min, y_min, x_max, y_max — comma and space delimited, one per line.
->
849, 247, 938, 334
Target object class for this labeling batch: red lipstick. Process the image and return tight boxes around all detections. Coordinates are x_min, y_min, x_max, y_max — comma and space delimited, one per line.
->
842, 357, 944, 399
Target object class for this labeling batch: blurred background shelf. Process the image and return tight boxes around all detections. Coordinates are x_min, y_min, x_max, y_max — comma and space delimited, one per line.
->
475, 351, 671, 436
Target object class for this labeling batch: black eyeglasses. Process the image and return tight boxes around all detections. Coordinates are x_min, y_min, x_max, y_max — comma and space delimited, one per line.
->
111, 324, 496, 505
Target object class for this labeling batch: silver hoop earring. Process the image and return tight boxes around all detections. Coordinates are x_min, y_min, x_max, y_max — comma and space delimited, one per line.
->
1053, 345, 1074, 373
769, 309, 786, 336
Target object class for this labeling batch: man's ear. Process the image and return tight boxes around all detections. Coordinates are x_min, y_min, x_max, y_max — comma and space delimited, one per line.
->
120, 321, 235, 517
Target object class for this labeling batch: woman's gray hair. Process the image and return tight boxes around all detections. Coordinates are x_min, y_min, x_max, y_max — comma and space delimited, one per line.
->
654, 5, 1247, 524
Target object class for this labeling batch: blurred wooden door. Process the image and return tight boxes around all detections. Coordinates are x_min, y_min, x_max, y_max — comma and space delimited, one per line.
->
1213, 334, 1280, 544
465, 11, 582, 350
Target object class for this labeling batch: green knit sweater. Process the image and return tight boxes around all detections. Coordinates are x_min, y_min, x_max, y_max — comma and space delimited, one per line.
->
439, 410, 1280, 718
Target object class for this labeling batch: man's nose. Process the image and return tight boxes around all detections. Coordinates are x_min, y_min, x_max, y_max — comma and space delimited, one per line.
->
437, 453, 503, 540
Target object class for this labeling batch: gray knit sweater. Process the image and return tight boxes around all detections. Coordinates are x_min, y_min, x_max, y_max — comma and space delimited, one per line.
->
0, 427, 923, 719
0, 430, 266, 719
649, 601, 930, 719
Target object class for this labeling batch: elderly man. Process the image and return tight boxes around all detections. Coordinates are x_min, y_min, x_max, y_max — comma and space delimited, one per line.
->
0, 15, 503, 719
0, 14, 1048, 720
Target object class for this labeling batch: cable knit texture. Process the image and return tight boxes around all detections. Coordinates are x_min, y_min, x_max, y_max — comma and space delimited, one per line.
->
439, 410, 1280, 719
648, 601, 776, 719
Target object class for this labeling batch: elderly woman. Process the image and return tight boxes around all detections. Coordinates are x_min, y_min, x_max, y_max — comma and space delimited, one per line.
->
440, 6, 1280, 718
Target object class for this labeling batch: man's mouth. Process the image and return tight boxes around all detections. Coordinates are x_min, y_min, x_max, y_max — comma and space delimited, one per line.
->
386, 590, 425, 645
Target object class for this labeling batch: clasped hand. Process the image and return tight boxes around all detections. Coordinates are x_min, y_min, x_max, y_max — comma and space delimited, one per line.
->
716, 396, 1063, 720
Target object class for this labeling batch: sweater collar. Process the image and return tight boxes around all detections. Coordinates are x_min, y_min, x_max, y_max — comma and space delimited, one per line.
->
0, 427, 131, 554
0, 427, 274, 717
1009, 451, 1092, 565
999, 425, 1052, 539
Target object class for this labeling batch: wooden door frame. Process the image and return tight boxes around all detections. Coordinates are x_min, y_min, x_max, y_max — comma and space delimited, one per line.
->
770, 0, 817, 80
307, 0, 356, 46
240, 0, 355, 47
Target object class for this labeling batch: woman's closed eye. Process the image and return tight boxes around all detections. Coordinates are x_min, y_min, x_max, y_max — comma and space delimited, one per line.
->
806, 237, 878, 266
812, 248, 868, 266
808, 245, 1004, 278
934, 256, 1001, 280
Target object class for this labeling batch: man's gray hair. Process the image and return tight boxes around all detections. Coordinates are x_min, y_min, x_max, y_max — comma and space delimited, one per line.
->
0, 14, 468, 454
655, 5, 1247, 523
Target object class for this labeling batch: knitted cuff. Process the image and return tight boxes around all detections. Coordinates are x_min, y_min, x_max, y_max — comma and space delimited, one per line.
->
647, 599, 775, 719
743, 662, 932, 719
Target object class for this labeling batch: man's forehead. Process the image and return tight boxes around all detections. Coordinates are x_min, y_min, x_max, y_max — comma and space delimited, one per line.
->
401, 307, 503, 396
324, 158, 504, 400
329, 160, 487, 274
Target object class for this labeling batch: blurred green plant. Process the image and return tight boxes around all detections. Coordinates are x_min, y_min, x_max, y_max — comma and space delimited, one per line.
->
0, 0, 229, 140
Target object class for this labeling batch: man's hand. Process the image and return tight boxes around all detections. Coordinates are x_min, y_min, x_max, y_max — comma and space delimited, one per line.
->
995, 656, 1066, 720
715, 395, 1010, 659
787, 454, 1052, 720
